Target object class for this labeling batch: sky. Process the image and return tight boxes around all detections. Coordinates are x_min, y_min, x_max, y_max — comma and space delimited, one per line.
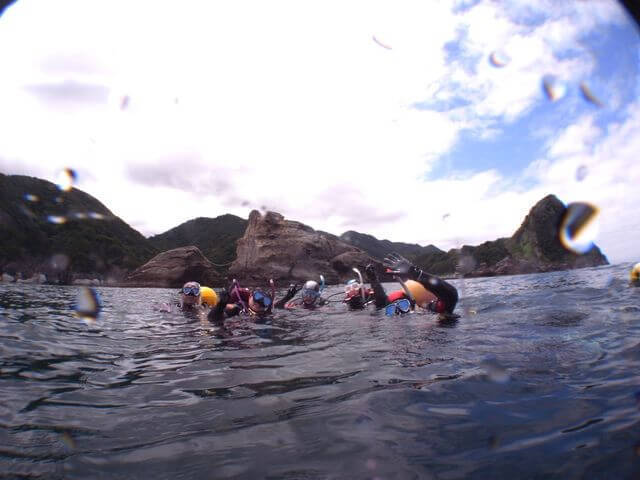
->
0, 0, 639, 263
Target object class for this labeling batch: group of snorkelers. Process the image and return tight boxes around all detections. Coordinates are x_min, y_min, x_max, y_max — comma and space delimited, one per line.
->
173, 253, 459, 322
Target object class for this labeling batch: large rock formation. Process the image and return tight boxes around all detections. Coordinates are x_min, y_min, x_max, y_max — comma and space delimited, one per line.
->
413, 194, 609, 277
148, 214, 247, 277
124, 246, 223, 288
228, 211, 378, 284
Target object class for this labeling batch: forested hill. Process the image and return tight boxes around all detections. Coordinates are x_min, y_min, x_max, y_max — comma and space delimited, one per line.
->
148, 215, 247, 275
340, 230, 443, 262
0, 174, 157, 281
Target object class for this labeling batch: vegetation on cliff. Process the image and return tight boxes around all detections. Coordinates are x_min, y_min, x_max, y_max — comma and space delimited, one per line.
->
0, 174, 157, 280
340, 230, 442, 263
412, 195, 608, 276
148, 215, 247, 276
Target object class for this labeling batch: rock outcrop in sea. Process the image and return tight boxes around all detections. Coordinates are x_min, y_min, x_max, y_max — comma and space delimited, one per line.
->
228, 211, 376, 284
124, 246, 223, 288
411, 194, 608, 277
148, 215, 247, 277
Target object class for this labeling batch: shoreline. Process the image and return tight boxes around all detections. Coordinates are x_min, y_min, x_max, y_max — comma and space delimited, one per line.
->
0, 263, 622, 290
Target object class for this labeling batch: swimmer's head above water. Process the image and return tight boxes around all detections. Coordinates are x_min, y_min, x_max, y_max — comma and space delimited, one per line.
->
343, 279, 365, 309
248, 288, 273, 315
180, 281, 201, 308
301, 280, 321, 307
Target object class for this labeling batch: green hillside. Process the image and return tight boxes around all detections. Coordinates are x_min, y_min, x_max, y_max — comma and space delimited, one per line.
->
0, 174, 157, 281
148, 215, 247, 275
340, 230, 443, 262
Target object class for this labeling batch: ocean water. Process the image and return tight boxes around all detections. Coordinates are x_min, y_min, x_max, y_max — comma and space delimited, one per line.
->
1, 264, 639, 479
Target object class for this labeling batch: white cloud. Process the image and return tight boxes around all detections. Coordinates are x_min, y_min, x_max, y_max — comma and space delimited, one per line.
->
0, 0, 637, 264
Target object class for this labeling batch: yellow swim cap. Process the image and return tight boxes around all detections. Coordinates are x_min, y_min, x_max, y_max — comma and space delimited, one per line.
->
200, 286, 218, 307
631, 263, 640, 284
404, 280, 437, 308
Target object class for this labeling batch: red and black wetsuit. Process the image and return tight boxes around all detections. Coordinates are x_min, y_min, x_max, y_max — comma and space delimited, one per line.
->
371, 270, 458, 314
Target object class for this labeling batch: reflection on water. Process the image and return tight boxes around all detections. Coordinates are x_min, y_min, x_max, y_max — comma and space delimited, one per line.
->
1, 264, 639, 478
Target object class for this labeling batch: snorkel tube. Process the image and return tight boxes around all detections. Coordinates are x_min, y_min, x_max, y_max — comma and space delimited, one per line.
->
319, 275, 325, 294
231, 279, 248, 312
269, 279, 276, 311
352, 267, 365, 304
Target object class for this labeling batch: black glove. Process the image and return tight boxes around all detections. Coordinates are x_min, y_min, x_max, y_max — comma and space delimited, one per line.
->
208, 288, 229, 323
286, 284, 301, 299
364, 264, 379, 282
383, 252, 419, 279
217, 288, 229, 306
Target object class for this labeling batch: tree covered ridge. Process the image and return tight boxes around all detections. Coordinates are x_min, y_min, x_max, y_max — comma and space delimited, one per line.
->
0, 174, 157, 280
148, 215, 247, 276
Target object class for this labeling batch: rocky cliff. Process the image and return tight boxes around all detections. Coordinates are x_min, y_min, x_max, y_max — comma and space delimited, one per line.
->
148, 214, 247, 276
228, 211, 376, 284
413, 194, 608, 277
124, 246, 223, 288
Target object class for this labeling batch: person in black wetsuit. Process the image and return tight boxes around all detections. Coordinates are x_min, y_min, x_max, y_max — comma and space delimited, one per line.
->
207, 281, 305, 323
207, 280, 279, 323
365, 252, 459, 319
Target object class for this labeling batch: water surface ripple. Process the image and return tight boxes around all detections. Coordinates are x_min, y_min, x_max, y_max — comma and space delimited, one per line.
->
1, 264, 639, 479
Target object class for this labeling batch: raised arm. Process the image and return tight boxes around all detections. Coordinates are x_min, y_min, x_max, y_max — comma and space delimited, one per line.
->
364, 264, 389, 309
274, 284, 301, 309
383, 253, 458, 314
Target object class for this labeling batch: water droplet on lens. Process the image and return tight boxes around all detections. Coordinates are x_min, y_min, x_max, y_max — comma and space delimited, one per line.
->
61, 431, 76, 449
47, 215, 67, 225
480, 356, 510, 383
559, 202, 599, 255
23, 193, 39, 202
19, 205, 36, 218
457, 255, 476, 275
56, 168, 77, 192
74, 287, 101, 325
542, 75, 567, 101
49, 253, 70, 271
575, 165, 588, 182
120, 95, 130, 110
580, 82, 603, 107
489, 50, 510, 68
372, 35, 392, 50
